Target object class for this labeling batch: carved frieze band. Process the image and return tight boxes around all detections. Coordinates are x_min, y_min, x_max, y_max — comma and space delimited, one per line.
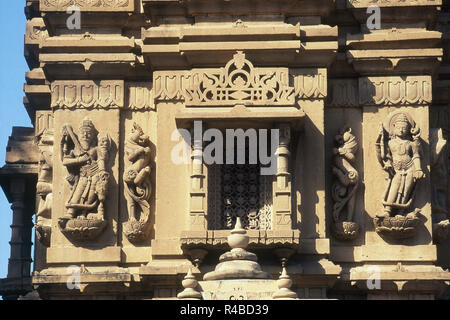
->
359, 76, 431, 106
154, 52, 327, 105
328, 79, 358, 108
41, 0, 134, 11
327, 76, 432, 107
291, 68, 327, 100
51, 81, 124, 109
126, 82, 154, 110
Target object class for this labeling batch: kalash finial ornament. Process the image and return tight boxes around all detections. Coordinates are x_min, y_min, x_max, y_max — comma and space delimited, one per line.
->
203, 217, 271, 281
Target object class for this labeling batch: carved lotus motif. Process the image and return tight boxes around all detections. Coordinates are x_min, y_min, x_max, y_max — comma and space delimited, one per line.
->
58, 217, 107, 242
124, 220, 152, 244
331, 221, 360, 241
374, 211, 421, 240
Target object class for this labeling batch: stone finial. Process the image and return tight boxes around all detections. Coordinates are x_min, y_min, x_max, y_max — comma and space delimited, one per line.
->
272, 268, 298, 300
227, 217, 249, 250
203, 217, 270, 281
177, 268, 202, 300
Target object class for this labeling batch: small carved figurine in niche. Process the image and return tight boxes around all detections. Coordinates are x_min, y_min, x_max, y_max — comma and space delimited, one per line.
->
123, 122, 152, 243
331, 127, 360, 241
374, 111, 424, 239
430, 128, 450, 243
58, 117, 111, 241
35, 129, 54, 247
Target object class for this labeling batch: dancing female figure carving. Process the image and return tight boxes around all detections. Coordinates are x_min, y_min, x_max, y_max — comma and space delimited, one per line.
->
331, 127, 360, 240
375, 111, 424, 239
123, 122, 152, 243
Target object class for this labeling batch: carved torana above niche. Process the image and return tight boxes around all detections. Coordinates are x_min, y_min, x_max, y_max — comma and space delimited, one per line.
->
154, 52, 328, 105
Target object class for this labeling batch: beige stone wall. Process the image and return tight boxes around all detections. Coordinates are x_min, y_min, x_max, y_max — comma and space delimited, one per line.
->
0, 0, 450, 300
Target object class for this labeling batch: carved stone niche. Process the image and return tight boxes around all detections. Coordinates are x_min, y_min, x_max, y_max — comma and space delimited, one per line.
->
170, 52, 325, 262
58, 117, 112, 242
374, 111, 425, 240
331, 127, 360, 241
123, 122, 153, 244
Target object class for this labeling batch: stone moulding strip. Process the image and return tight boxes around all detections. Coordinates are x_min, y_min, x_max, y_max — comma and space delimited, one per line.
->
180, 229, 300, 250
51, 80, 124, 109
40, 0, 134, 12
346, 0, 442, 8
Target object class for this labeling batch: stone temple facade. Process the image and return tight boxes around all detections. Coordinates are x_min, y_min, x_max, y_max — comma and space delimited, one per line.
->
1, 0, 450, 300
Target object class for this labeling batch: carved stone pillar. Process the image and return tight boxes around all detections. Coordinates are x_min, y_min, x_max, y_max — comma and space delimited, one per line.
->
274, 123, 292, 230
189, 124, 207, 231
7, 178, 32, 279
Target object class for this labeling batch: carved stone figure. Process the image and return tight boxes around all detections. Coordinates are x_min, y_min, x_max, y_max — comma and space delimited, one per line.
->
35, 129, 54, 246
123, 122, 152, 243
58, 117, 111, 241
430, 128, 450, 243
331, 127, 360, 241
374, 111, 424, 239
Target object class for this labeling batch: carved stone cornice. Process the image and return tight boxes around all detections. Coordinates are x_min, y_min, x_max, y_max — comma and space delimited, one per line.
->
51, 80, 124, 109
25, 18, 48, 70
346, 0, 441, 26
359, 76, 432, 106
40, 0, 134, 12
347, 0, 442, 8
180, 229, 300, 252
143, 0, 335, 19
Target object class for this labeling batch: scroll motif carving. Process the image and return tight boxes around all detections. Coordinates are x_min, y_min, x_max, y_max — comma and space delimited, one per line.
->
35, 126, 54, 247
154, 52, 296, 105
51, 81, 124, 109
123, 123, 153, 243
58, 117, 112, 241
374, 111, 424, 239
331, 127, 360, 241
359, 76, 431, 106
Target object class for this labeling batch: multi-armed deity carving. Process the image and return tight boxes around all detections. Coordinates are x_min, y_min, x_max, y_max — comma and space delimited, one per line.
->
123, 122, 152, 243
375, 111, 424, 239
35, 128, 54, 246
58, 117, 111, 241
331, 127, 360, 241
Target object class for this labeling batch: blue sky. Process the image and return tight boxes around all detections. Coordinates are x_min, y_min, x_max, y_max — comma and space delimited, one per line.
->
0, 3, 32, 279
